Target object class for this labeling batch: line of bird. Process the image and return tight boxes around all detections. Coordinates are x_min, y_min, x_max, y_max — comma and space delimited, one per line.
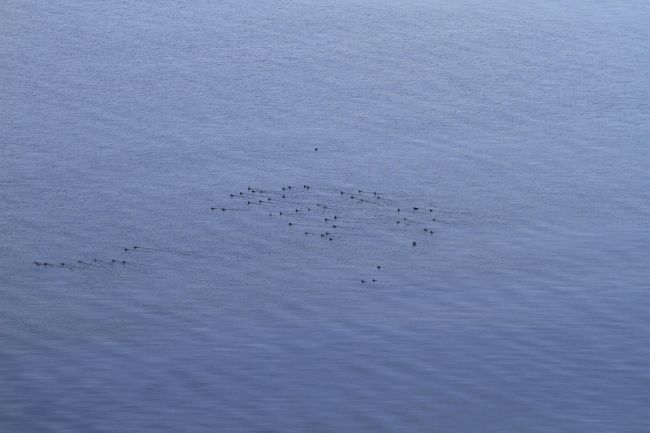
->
33, 246, 194, 270
34, 258, 127, 268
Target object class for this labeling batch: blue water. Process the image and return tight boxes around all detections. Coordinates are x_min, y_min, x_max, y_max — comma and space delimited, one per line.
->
2, 1, 650, 431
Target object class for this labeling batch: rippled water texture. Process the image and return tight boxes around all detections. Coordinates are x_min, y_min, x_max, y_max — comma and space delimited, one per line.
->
2, 1, 650, 431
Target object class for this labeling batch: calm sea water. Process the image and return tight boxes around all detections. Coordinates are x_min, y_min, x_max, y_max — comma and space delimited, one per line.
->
2, 1, 650, 431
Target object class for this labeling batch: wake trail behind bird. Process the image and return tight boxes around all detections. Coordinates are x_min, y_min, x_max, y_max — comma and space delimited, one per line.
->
130, 246, 204, 256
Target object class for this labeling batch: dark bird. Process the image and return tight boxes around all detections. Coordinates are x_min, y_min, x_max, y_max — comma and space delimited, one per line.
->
412, 241, 417, 246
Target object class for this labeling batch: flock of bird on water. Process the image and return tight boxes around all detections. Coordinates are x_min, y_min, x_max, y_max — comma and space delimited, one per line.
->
34, 183, 449, 284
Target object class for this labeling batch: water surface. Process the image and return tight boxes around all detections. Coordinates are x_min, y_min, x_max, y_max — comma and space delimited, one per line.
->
2, 1, 650, 431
